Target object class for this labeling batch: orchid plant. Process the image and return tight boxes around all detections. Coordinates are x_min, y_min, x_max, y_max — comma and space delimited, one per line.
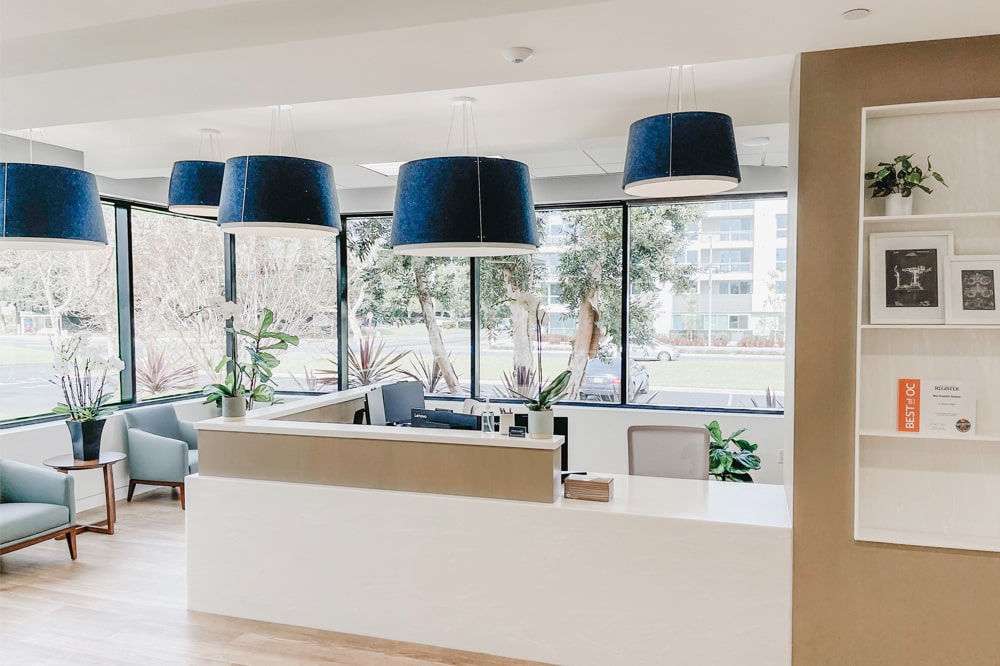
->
51, 333, 125, 422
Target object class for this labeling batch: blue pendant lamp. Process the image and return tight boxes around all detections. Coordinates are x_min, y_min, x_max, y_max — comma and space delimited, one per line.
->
623, 66, 741, 198
391, 98, 537, 256
218, 155, 340, 237
168, 129, 226, 217
392, 156, 537, 256
168, 160, 225, 217
1, 163, 107, 250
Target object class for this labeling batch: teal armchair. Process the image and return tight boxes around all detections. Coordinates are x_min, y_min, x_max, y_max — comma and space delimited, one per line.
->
123, 405, 199, 509
1, 459, 78, 559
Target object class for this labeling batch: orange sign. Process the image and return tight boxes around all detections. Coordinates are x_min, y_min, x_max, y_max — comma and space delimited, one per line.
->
897, 378, 920, 432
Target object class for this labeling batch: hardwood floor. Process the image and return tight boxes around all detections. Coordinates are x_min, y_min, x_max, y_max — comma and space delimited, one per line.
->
0, 489, 552, 666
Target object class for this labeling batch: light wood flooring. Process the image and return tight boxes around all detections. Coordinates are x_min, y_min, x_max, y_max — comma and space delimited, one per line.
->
0, 488, 552, 666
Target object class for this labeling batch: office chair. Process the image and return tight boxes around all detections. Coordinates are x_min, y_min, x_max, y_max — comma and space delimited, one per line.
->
627, 425, 710, 480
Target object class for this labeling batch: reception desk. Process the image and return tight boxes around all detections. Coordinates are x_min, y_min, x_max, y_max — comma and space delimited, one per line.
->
188, 391, 791, 665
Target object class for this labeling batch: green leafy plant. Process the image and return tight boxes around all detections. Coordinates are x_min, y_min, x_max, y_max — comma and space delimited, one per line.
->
706, 420, 761, 483
51, 333, 124, 422
865, 154, 948, 198
510, 370, 572, 411
202, 304, 300, 409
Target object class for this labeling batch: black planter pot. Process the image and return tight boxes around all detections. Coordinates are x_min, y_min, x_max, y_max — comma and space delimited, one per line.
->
66, 419, 107, 461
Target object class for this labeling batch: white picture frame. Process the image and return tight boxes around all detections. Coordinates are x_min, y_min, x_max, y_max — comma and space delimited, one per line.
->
946, 255, 1000, 325
869, 231, 953, 324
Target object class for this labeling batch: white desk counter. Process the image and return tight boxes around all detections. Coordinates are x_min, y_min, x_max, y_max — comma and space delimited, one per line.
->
187, 472, 790, 665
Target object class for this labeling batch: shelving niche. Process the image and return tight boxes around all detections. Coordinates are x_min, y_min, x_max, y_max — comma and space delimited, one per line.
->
855, 98, 1000, 552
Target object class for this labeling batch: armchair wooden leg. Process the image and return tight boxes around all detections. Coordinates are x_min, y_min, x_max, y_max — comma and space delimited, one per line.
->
180, 483, 185, 510
127, 480, 137, 502
66, 528, 78, 560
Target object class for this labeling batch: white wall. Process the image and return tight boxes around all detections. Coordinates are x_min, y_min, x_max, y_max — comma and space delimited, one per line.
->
427, 400, 785, 485
0, 399, 217, 512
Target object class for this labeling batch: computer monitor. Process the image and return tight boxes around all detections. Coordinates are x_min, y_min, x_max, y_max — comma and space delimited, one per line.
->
410, 408, 479, 431
379, 381, 426, 425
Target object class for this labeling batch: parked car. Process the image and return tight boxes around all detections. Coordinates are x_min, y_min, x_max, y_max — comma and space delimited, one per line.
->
578, 358, 649, 402
631, 343, 681, 362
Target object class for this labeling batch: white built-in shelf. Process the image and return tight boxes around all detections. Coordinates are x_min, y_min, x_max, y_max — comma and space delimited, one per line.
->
856, 527, 1000, 553
861, 324, 1000, 330
859, 428, 1000, 442
863, 211, 1000, 224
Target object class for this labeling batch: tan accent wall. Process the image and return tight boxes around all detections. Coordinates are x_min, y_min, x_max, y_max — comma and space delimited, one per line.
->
794, 36, 1000, 664
198, 430, 562, 503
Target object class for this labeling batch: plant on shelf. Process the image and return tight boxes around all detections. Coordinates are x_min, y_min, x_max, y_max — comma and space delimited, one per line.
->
201, 300, 300, 417
865, 154, 948, 215
51, 333, 125, 459
706, 420, 761, 483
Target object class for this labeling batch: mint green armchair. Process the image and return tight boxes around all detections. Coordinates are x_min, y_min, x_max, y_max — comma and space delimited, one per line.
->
1, 459, 77, 559
123, 405, 199, 509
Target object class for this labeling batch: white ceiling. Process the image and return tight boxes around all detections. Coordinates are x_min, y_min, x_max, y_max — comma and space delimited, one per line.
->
0, 0, 998, 188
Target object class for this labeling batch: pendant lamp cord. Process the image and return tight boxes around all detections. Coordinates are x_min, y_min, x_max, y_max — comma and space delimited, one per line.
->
469, 106, 484, 243
267, 106, 298, 156
444, 98, 485, 242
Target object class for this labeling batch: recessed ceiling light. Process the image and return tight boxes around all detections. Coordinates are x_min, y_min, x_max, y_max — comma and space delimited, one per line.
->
742, 137, 770, 148
360, 162, 405, 177
841, 8, 871, 20
361, 156, 504, 177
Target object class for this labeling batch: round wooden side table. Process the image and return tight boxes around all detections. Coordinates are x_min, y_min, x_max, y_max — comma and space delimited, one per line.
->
43, 451, 127, 535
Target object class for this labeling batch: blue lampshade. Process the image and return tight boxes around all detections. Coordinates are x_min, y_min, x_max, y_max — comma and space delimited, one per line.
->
217, 155, 340, 237
168, 160, 225, 217
0, 163, 107, 250
623, 112, 741, 198
391, 156, 537, 256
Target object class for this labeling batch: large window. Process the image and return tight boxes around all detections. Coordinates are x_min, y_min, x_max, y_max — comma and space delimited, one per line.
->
0, 205, 119, 420
1, 193, 787, 425
131, 209, 225, 400
235, 235, 340, 391
480, 206, 623, 403
627, 198, 787, 410
346, 217, 470, 396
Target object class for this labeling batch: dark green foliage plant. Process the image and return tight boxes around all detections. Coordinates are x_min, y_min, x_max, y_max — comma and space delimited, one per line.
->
865, 154, 947, 198
706, 420, 761, 483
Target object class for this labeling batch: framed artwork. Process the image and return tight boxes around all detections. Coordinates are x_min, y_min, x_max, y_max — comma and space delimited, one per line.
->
946, 256, 1000, 324
869, 231, 953, 324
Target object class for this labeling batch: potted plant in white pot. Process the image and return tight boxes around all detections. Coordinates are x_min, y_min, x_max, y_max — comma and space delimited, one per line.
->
514, 369, 572, 438
865, 154, 948, 216
51, 334, 124, 460
202, 301, 299, 420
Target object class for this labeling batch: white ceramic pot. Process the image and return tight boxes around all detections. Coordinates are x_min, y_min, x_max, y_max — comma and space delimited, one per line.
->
527, 409, 554, 439
222, 395, 247, 421
884, 193, 913, 216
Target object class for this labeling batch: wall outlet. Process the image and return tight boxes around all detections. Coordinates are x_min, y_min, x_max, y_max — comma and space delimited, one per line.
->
777, 449, 785, 464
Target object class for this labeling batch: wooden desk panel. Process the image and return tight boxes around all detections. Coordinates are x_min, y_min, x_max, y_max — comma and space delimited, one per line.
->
197, 430, 561, 503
